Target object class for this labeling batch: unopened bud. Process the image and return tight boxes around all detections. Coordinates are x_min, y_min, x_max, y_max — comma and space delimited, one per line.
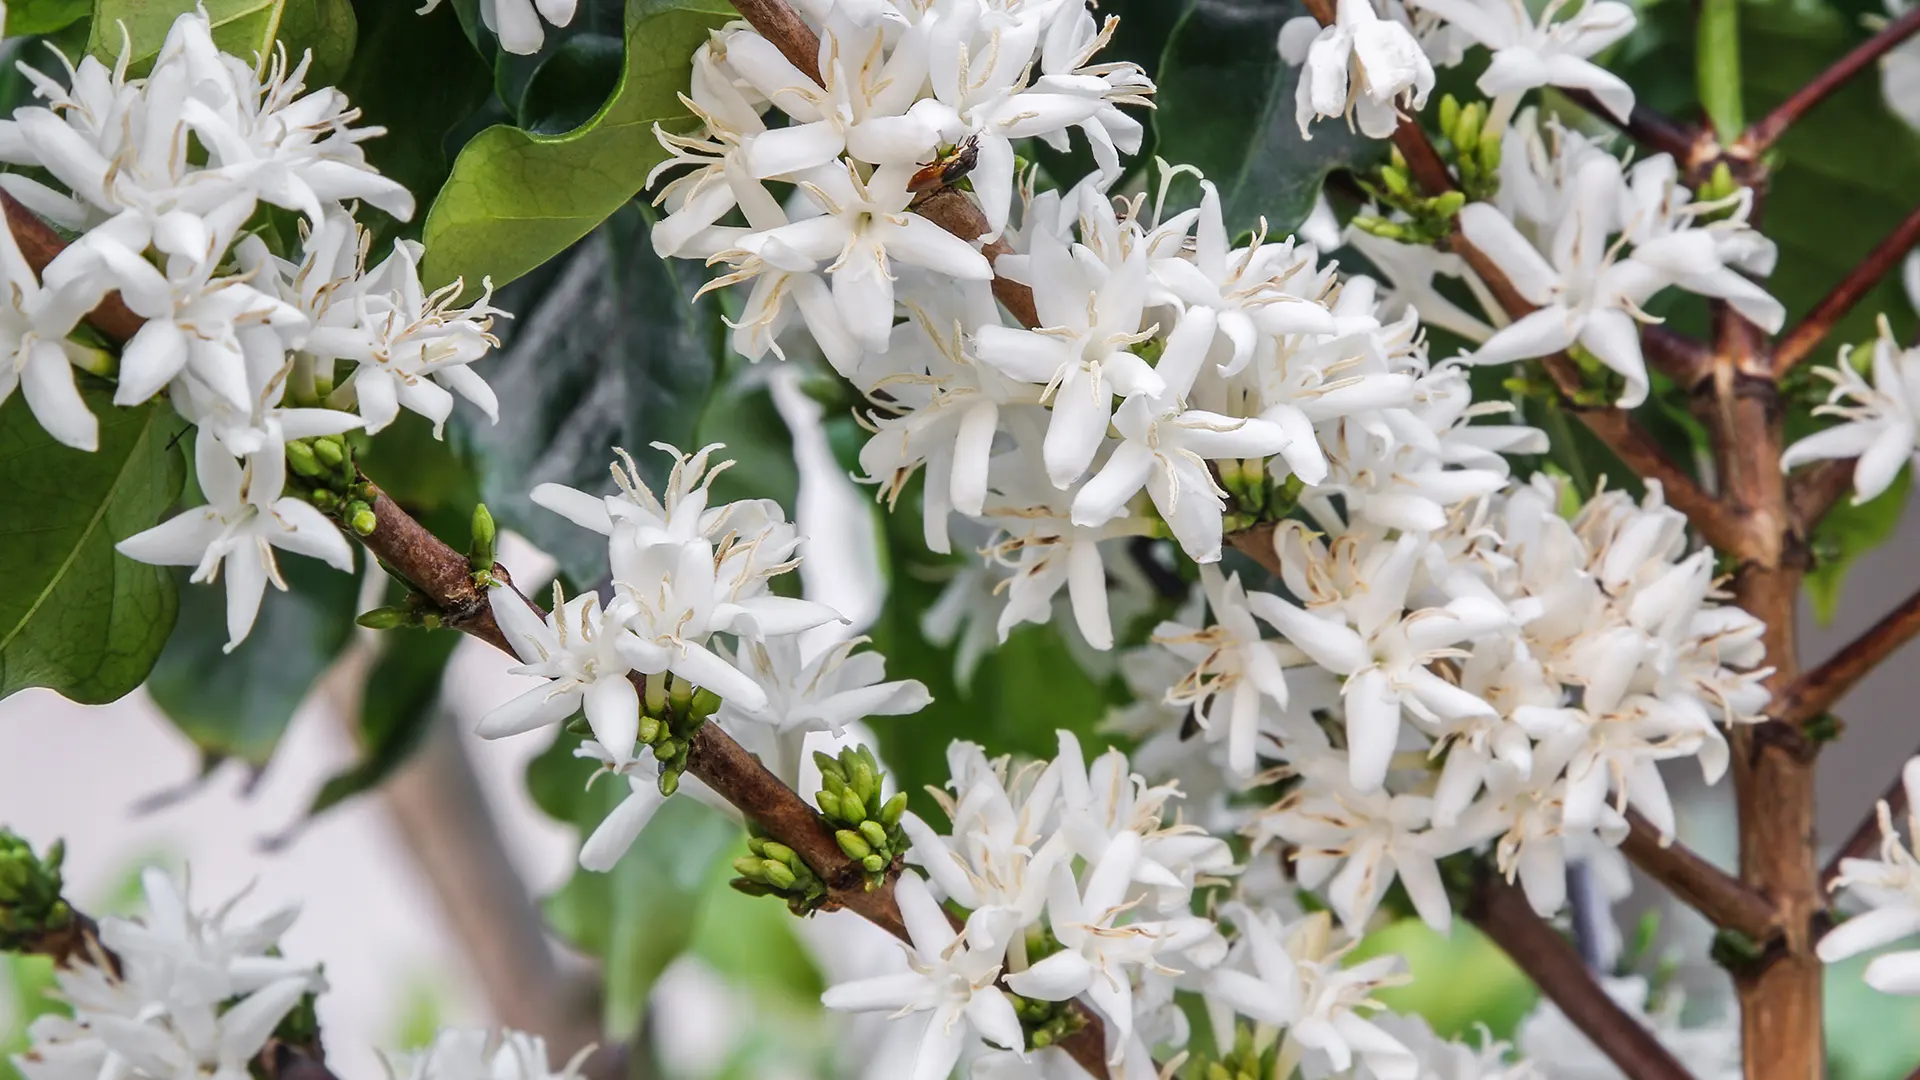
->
654, 738, 679, 761
858, 820, 889, 850
836, 830, 874, 860
879, 792, 908, 828
469, 504, 497, 571
349, 505, 378, 536
1455, 101, 1483, 151
1477, 130, 1501, 173
658, 769, 681, 797
862, 853, 886, 874
1430, 191, 1465, 218
815, 790, 843, 819
760, 842, 796, 865
637, 715, 661, 744
849, 758, 878, 804
839, 791, 866, 823
690, 688, 721, 717
355, 607, 407, 630
814, 751, 847, 783
309, 488, 338, 511
733, 856, 766, 882
312, 436, 345, 468
1380, 166, 1411, 199
1438, 95, 1460, 140
762, 860, 797, 890
285, 439, 324, 478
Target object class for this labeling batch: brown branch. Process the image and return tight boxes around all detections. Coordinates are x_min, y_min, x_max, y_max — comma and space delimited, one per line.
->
1772, 584, 1920, 725
1771, 199, 1920, 376
1646, 325, 1715, 390
729, 0, 824, 83
1464, 873, 1698, 1080
1556, 89, 1703, 161
1788, 458, 1857, 533
1619, 811, 1778, 941
1741, 4, 1920, 152
1820, 747, 1914, 892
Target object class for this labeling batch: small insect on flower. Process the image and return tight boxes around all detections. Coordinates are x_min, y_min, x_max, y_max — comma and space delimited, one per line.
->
907, 135, 982, 193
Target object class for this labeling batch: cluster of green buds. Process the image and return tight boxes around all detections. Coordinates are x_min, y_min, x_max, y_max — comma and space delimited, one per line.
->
1219, 457, 1304, 532
612, 673, 721, 796
1436, 95, 1502, 201
1009, 992, 1086, 1050
1352, 144, 1468, 248
814, 746, 908, 889
355, 589, 448, 631
285, 434, 379, 536
0, 830, 73, 953
732, 833, 828, 916
1691, 161, 1743, 223
1185, 1022, 1282, 1080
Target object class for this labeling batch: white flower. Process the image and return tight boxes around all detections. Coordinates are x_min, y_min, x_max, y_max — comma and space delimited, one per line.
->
1204, 907, 1418, 1080
1780, 317, 1920, 505
420, 0, 578, 56
1819, 757, 1920, 995
0, 203, 96, 450
116, 431, 353, 651
1152, 565, 1300, 778
1458, 176, 1665, 407
1514, 975, 1739, 1080
572, 741, 672, 872
820, 872, 1026, 1080
479, 584, 650, 762
1279, 0, 1436, 140
398, 1028, 593, 1080
1410, 0, 1638, 121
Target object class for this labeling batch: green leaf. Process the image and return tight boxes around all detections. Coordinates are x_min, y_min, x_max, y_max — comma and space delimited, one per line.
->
454, 204, 723, 586
87, 0, 358, 85
145, 553, 359, 765
0, 391, 185, 704
1152, 0, 1386, 236
420, 0, 736, 292
306, 628, 460, 815
1807, 467, 1912, 625
529, 735, 741, 1035
337, 0, 492, 245
8, 0, 89, 34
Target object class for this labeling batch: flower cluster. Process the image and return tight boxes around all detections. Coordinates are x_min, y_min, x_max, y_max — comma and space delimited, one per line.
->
478, 443, 929, 871
13, 869, 324, 1080
394, 1028, 593, 1080
1819, 756, 1920, 996
0, 11, 504, 651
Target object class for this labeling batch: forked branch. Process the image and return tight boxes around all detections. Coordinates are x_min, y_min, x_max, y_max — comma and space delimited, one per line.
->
1772, 199, 1920, 376
1619, 811, 1778, 941
1741, 4, 1920, 152
1773, 585, 1920, 725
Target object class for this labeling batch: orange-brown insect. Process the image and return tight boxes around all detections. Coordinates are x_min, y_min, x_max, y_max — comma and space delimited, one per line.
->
908, 135, 982, 193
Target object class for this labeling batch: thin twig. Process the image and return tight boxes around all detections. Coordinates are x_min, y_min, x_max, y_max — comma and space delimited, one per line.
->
1, 191, 143, 342
1820, 747, 1913, 892
1464, 873, 1698, 1080
1557, 89, 1702, 161
1741, 4, 1920, 151
1646, 325, 1715, 390
1618, 811, 1778, 940
1789, 458, 1858, 533
1772, 199, 1920, 376
1773, 584, 1920, 725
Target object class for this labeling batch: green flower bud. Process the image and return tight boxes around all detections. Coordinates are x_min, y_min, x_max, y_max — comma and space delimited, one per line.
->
637, 715, 661, 745
814, 750, 847, 783
1456, 101, 1483, 152
858, 820, 889, 850
880, 792, 908, 828
733, 856, 767, 882
849, 758, 878, 804
1032, 1029, 1054, 1049
309, 488, 339, 511
349, 504, 378, 536
285, 439, 324, 478
1430, 190, 1465, 218
658, 769, 681, 797
1380, 165, 1411, 199
840, 791, 866, 824
862, 854, 886, 874
654, 738, 679, 761
760, 842, 796, 865
355, 607, 407, 630
836, 830, 874, 860
1438, 94, 1460, 141
746, 836, 768, 856
815, 790, 843, 819
1477, 129, 1501, 173
469, 504, 497, 571
690, 688, 722, 717
312, 436, 346, 468
762, 860, 797, 890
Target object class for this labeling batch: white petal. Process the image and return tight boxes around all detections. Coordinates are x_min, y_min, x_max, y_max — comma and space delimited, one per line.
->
578, 782, 668, 871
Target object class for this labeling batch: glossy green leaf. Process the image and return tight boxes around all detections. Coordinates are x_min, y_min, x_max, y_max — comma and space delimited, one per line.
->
528, 735, 741, 1035
1152, 0, 1385, 236
8, 0, 89, 34
454, 204, 723, 587
146, 553, 359, 765
421, 0, 736, 292
338, 0, 492, 245
306, 627, 460, 815
87, 0, 357, 84
0, 391, 184, 704
1808, 468, 1912, 625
